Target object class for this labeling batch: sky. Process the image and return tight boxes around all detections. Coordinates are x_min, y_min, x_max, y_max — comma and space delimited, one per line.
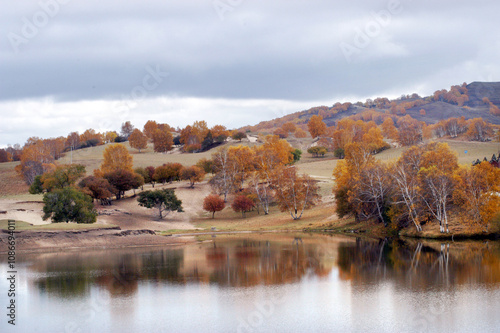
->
1, 0, 499, 147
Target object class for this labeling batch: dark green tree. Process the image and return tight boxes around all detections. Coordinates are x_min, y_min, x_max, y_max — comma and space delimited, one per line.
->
42, 187, 97, 223
291, 149, 302, 163
29, 175, 44, 194
201, 131, 214, 151
231, 132, 246, 142
137, 189, 183, 219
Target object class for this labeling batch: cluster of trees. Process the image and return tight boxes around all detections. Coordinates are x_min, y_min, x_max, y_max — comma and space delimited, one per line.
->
429, 117, 496, 141
29, 164, 97, 223
333, 142, 500, 233
203, 135, 318, 220
433, 83, 469, 106
0, 144, 21, 163
307, 146, 327, 157
484, 97, 500, 116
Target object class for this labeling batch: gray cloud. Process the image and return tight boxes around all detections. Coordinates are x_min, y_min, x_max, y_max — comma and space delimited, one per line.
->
1, 0, 499, 145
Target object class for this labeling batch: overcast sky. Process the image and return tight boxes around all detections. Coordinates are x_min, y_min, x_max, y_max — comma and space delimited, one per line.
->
1, 0, 499, 147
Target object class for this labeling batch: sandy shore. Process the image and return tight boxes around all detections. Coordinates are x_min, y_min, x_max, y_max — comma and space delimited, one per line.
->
0, 228, 194, 253
0, 199, 51, 225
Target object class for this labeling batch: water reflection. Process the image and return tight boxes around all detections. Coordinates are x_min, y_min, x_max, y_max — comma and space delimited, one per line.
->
8, 235, 500, 299
337, 238, 500, 289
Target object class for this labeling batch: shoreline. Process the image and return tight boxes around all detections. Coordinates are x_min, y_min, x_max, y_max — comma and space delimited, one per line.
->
0, 227, 195, 254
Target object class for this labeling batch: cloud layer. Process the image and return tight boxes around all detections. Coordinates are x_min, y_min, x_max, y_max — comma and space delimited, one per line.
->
1, 0, 499, 145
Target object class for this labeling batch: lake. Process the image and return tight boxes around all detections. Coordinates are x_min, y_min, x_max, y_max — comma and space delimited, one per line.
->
1, 233, 500, 333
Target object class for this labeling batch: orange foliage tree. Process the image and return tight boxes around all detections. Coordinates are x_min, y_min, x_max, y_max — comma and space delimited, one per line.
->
281, 122, 296, 135
453, 162, 500, 231
203, 194, 225, 218
180, 165, 205, 188
152, 127, 174, 153
231, 194, 255, 218
16, 138, 55, 184
307, 115, 327, 138
129, 129, 148, 153
143, 120, 159, 140
294, 128, 308, 138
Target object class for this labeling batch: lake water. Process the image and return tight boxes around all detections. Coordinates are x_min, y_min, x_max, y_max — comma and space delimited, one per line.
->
1, 233, 500, 333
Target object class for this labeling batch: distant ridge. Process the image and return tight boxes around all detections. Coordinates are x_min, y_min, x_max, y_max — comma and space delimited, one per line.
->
244, 81, 500, 132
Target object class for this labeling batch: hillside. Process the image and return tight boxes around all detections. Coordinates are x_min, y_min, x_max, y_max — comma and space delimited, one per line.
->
245, 81, 500, 132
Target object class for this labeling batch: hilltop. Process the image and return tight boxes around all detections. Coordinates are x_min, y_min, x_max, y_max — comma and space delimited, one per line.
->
244, 81, 500, 132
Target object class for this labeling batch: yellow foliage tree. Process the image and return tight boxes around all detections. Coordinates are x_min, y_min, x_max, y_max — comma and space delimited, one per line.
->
100, 144, 133, 174
453, 162, 500, 232
307, 115, 327, 138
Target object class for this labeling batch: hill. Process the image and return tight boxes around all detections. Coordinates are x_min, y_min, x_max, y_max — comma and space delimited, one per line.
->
245, 81, 500, 132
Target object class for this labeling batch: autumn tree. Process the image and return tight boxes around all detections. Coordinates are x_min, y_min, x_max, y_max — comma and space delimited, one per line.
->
196, 158, 215, 174
381, 118, 398, 140
203, 194, 225, 218
104, 131, 118, 144
134, 167, 150, 190
80, 129, 103, 146
232, 131, 246, 142
137, 189, 183, 219
121, 121, 135, 139
307, 146, 327, 157
390, 146, 425, 231
396, 116, 423, 146
333, 142, 374, 220
453, 162, 500, 231
231, 194, 255, 217
228, 145, 255, 189
104, 169, 143, 199
79, 176, 115, 205
152, 127, 174, 153
143, 120, 159, 140
248, 174, 274, 215
210, 147, 240, 201
153, 163, 183, 184
282, 122, 296, 135
273, 128, 287, 139
34, 164, 86, 193
100, 144, 133, 174
294, 128, 308, 138
210, 125, 229, 143
66, 132, 80, 150
180, 165, 205, 188
307, 115, 327, 138
353, 161, 393, 225
16, 138, 55, 185
466, 118, 493, 142
145, 166, 156, 187
249, 135, 294, 212
129, 129, 148, 152
418, 142, 458, 233
271, 166, 319, 220
42, 187, 97, 223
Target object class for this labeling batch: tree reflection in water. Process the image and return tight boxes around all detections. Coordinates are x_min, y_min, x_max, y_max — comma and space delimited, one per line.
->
22, 235, 500, 298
